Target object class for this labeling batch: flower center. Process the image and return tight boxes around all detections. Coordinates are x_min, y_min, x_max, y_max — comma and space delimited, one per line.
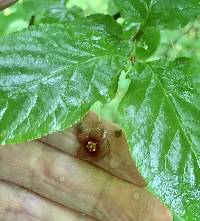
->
86, 141, 97, 153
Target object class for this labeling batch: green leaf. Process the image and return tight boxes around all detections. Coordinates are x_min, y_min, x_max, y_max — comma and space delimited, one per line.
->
116, 0, 200, 29
24, 0, 81, 26
23, 0, 67, 17
0, 14, 131, 144
191, 58, 200, 93
41, 5, 83, 24
190, 58, 200, 115
115, 0, 200, 37
135, 27, 160, 60
117, 58, 200, 220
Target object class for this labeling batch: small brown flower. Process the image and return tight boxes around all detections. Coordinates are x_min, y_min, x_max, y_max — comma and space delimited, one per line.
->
76, 124, 110, 162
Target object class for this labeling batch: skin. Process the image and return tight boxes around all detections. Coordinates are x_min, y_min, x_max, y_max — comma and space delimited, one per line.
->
0, 180, 96, 221
41, 112, 146, 186
0, 112, 173, 221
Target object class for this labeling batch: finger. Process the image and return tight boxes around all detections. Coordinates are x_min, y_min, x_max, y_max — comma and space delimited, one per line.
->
40, 111, 146, 186
0, 180, 97, 221
0, 141, 172, 221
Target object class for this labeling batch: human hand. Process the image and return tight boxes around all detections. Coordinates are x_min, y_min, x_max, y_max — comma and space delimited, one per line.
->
0, 112, 172, 221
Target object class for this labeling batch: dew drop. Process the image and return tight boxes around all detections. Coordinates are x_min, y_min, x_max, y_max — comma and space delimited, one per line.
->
143, 42, 148, 50
133, 192, 140, 200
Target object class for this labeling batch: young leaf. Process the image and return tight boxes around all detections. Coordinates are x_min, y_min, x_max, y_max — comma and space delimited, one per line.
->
117, 58, 200, 220
0, 15, 131, 144
115, 0, 200, 31
135, 27, 160, 60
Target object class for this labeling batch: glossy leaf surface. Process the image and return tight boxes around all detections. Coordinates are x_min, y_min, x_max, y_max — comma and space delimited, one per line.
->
115, 0, 200, 31
0, 15, 131, 144
117, 58, 200, 221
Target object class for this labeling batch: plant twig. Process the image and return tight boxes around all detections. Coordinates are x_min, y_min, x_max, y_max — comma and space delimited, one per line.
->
0, 0, 18, 10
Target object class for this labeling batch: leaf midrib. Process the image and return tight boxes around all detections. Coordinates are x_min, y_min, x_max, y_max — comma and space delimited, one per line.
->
146, 63, 197, 156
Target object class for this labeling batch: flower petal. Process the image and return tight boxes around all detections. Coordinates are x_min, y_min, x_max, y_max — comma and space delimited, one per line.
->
77, 132, 89, 145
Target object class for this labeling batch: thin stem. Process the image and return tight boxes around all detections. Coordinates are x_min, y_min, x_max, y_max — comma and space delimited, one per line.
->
0, 0, 18, 10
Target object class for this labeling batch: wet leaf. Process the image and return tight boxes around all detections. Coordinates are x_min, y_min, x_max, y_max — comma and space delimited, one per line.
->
117, 58, 200, 221
0, 14, 131, 144
115, 0, 200, 32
